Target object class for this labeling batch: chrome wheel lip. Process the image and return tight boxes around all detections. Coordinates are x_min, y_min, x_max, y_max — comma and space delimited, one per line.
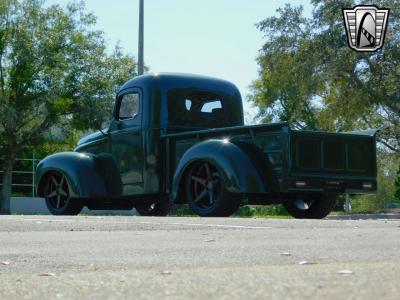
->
136, 202, 159, 215
293, 197, 314, 210
142, 203, 156, 212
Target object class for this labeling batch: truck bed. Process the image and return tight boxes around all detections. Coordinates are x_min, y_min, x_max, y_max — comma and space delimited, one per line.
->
161, 123, 377, 195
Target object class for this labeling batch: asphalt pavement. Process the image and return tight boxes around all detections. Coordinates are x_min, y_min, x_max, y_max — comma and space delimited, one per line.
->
0, 215, 399, 300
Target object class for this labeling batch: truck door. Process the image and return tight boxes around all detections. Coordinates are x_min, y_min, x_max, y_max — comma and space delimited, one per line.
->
109, 88, 144, 195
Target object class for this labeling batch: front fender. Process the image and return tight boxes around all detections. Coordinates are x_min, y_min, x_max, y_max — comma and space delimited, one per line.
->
171, 139, 277, 201
36, 152, 122, 198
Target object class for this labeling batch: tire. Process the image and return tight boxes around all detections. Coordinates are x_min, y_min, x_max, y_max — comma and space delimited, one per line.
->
44, 171, 83, 215
135, 198, 171, 216
283, 193, 337, 219
185, 160, 241, 217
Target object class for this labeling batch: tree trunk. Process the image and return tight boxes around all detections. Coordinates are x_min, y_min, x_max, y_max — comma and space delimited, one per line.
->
0, 151, 15, 215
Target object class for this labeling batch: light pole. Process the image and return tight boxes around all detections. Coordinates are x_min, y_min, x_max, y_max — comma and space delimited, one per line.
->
138, 0, 144, 75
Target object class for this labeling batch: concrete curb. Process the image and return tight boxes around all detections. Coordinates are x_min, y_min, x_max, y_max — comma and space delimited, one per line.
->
327, 213, 400, 220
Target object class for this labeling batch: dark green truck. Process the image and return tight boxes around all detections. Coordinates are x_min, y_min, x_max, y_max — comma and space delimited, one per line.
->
35, 73, 377, 218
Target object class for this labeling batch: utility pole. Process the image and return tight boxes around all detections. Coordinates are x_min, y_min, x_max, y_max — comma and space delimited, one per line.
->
138, 0, 144, 75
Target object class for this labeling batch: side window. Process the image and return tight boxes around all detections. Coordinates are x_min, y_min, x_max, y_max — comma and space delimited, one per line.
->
119, 93, 140, 120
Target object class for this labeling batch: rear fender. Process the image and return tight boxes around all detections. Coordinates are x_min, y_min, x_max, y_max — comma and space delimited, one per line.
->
36, 152, 122, 198
171, 139, 277, 202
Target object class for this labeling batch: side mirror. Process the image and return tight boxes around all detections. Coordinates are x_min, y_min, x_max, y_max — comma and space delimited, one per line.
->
97, 119, 112, 137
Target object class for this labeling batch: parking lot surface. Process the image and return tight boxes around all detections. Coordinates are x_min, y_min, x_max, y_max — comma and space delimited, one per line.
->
0, 215, 399, 299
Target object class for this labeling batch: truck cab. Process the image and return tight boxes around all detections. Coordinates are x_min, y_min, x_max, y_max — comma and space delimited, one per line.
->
36, 73, 377, 218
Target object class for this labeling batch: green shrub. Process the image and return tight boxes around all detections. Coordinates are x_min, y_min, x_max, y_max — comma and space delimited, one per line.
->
234, 205, 289, 217
169, 204, 289, 217
350, 195, 383, 213
169, 204, 197, 216
395, 166, 400, 201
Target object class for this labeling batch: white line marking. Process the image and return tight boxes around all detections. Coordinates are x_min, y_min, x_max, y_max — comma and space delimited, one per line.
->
23, 218, 75, 223
165, 222, 272, 229
21, 218, 272, 229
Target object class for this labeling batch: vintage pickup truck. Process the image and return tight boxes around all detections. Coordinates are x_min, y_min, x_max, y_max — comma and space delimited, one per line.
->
35, 73, 377, 218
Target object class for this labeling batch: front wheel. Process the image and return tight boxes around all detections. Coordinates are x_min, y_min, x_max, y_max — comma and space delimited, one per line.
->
44, 171, 83, 215
282, 193, 337, 219
185, 161, 241, 217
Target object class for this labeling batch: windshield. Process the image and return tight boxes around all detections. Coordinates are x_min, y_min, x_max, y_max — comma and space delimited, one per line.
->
167, 89, 243, 129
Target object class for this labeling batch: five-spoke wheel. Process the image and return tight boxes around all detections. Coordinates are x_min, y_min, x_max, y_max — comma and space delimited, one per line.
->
44, 172, 83, 215
185, 161, 241, 217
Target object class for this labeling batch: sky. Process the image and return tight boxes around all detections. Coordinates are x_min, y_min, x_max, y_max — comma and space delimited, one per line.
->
46, 0, 313, 122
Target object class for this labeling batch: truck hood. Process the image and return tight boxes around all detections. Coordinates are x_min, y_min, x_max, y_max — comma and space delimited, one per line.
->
77, 129, 108, 146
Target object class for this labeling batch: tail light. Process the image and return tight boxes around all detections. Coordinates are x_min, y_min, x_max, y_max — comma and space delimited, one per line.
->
362, 182, 373, 189
295, 181, 307, 187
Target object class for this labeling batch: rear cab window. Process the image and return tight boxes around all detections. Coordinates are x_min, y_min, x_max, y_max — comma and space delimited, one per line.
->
167, 89, 242, 129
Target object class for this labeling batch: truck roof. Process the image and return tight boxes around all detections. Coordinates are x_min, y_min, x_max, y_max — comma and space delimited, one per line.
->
118, 73, 241, 96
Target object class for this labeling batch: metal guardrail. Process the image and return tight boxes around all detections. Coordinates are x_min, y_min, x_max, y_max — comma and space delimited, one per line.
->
0, 153, 41, 197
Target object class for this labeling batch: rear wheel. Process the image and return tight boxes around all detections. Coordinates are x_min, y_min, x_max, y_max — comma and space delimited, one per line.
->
283, 193, 337, 219
44, 172, 83, 215
185, 161, 241, 217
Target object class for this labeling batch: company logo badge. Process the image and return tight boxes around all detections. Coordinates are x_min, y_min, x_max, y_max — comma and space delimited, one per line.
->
343, 5, 390, 52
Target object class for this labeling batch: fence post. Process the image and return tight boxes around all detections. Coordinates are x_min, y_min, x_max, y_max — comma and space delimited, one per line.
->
32, 151, 35, 197
344, 193, 351, 213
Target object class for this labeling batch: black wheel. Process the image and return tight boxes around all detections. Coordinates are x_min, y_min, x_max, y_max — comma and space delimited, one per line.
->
44, 172, 83, 215
135, 198, 171, 216
283, 193, 337, 219
185, 161, 241, 217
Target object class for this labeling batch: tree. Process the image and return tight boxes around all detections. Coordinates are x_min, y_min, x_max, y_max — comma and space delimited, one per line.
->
249, 0, 400, 152
0, 0, 137, 214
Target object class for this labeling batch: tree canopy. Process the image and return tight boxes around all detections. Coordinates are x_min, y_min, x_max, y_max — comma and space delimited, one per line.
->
249, 0, 400, 152
0, 0, 137, 213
